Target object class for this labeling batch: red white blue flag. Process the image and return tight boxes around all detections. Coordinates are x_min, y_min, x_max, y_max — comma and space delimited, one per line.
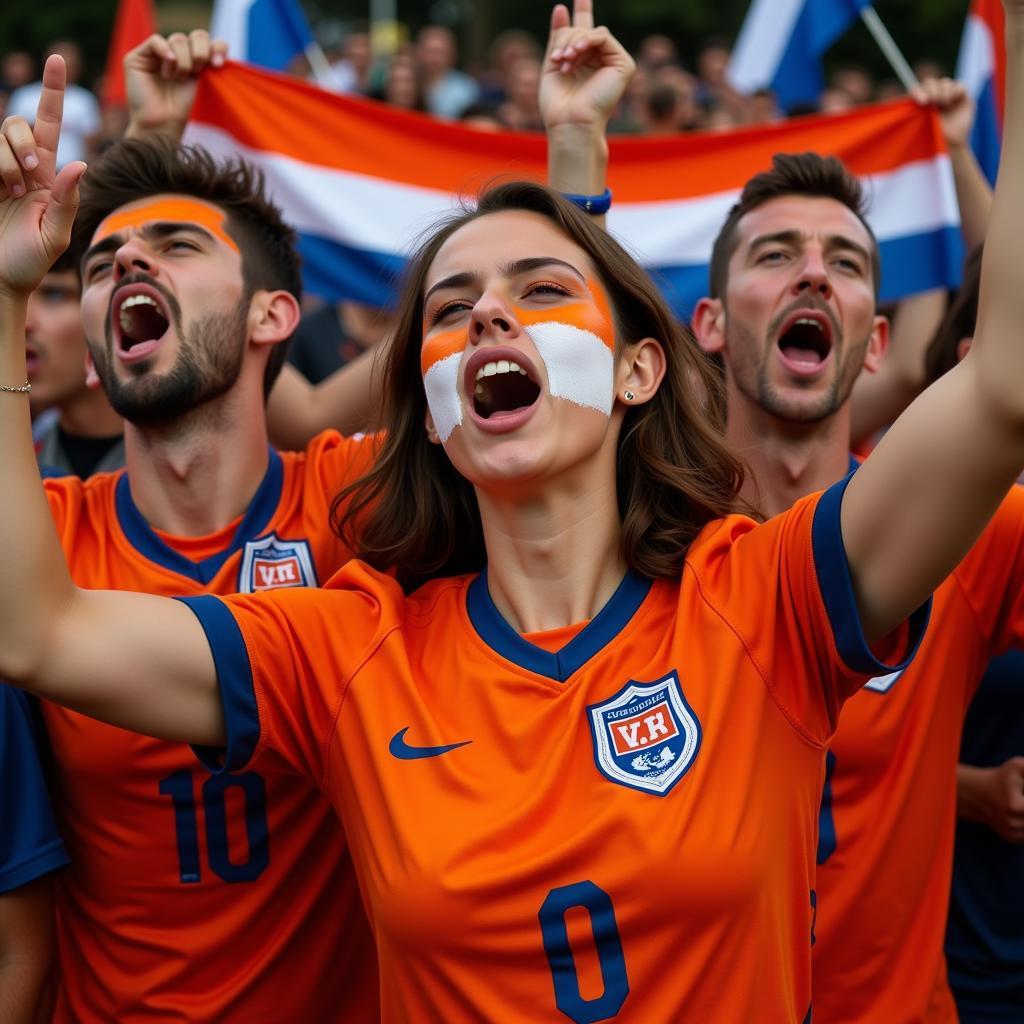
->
956, 0, 1005, 184
186, 62, 963, 318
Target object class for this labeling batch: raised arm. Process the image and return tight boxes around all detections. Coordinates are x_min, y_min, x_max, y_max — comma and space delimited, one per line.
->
0, 57, 223, 746
851, 79, 994, 447
849, 288, 947, 448
841, 2, 1024, 642
542, 0, 633, 224
911, 77, 993, 250
267, 329, 392, 449
124, 31, 228, 142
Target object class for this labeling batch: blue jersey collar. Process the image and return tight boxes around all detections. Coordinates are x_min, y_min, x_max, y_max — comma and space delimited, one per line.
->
467, 568, 652, 683
115, 449, 284, 584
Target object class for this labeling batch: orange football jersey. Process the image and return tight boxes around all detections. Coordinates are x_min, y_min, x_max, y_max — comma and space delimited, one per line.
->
182, 478, 927, 1023
813, 485, 1024, 1023
42, 431, 381, 1023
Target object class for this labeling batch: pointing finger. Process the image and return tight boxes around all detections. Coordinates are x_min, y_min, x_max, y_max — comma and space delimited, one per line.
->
573, 0, 594, 30
33, 55, 67, 161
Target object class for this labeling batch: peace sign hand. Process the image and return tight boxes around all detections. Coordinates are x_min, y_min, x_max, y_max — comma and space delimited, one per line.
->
0, 55, 86, 299
540, 0, 635, 132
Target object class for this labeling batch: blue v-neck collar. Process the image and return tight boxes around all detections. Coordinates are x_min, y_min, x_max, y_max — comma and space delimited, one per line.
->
466, 568, 653, 683
114, 449, 284, 584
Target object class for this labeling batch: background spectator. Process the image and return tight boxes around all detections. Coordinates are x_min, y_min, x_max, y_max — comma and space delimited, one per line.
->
478, 29, 541, 104
416, 25, 479, 119
498, 57, 544, 130
7, 41, 99, 166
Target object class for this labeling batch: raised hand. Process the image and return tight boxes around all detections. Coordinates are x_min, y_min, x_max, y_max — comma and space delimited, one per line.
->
910, 77, 974, 151
0, 55, 85, 298
125, 31, 228, 141
540, 0, 635, 132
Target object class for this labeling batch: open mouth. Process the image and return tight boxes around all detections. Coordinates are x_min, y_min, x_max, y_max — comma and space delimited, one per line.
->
776, 313, 833, 370
119, 294, 169, 350
111, 285, 173, 362
471, 357, 541, 419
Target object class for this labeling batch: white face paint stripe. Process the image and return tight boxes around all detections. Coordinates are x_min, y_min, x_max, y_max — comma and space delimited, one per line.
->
422, 321, 615, 443
423, 351, 463, 442
526, 322, 615, 416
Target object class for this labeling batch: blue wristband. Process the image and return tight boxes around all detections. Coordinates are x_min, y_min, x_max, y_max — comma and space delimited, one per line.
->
561, 187, 612, 215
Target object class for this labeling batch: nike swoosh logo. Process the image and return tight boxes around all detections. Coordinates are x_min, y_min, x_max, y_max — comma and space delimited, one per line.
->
388, 727, 472, 760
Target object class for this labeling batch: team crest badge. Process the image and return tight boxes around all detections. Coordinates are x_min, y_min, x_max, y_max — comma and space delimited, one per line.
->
239, 534, 317, 592
587, 672, 702, 796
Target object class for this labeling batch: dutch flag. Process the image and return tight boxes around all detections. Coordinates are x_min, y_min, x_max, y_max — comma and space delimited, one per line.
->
185, 61, 963, 319
956, 0, 1005, 184
209, 0, 314, 73
727, 0, 872, 112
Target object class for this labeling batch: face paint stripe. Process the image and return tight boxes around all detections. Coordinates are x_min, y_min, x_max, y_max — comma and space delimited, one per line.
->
421, 327, 467, 375
526, 322, 615, 416
423, 352, 463, 442
93, 198, 240, 254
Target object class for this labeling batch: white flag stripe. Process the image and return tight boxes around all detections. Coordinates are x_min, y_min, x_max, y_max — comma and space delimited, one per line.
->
956, 15, 996, 94
209, 0, 254, 57
727, 0, 806, 93
186, 122, 958, 270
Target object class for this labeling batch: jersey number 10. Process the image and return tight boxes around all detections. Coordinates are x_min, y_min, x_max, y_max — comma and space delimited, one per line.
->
158, 769, 270, 884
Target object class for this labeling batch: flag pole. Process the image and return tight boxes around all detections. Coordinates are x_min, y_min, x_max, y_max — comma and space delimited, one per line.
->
304, 39, 334, 88
859, 6, 920, 92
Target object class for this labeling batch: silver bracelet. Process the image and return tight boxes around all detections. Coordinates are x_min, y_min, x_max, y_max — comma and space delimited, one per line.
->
0, 379, 30, 394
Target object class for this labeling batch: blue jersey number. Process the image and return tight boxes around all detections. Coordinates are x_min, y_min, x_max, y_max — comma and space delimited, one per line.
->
158, 769, 270, 884
816, 750, 837, 865
539, 880, 629, 1023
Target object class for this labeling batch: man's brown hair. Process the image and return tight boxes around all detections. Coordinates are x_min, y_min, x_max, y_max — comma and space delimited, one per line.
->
72, 136, 301, 398
334, 180, 747, 591
708, 152, 881, 299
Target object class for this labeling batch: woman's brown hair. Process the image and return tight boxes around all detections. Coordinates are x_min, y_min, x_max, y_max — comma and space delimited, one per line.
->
334, 181, 746, 591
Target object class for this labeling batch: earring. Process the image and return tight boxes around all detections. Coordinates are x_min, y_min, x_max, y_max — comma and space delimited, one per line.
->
624, 390, 635, 401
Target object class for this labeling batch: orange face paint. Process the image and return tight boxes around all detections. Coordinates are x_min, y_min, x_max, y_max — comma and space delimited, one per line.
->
92, 197, 240, 254
420, 278, 615, 377
420, 276, 618, 442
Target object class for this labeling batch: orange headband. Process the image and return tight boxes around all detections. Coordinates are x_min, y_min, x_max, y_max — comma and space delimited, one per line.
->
93, 198, 240, 253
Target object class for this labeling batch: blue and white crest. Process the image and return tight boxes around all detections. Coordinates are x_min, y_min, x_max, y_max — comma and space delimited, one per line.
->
587, 672, 701, 796
239, 534, 317, 593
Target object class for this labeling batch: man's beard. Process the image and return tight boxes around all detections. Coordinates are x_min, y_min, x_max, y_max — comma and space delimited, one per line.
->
727, 318, 868, 424
91, 298, 250, 429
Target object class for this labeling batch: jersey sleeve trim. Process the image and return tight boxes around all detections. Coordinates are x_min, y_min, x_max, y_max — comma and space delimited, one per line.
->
0, 840, 69, 894
0, 688, 70, 892
176, 595, 260, 773
812, 472, 931, 673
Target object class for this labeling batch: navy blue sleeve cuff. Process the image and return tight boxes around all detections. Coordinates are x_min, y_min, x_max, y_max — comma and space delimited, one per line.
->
0, 841, 69, 894
176, 595, 260, 773
811, 470, 931, 675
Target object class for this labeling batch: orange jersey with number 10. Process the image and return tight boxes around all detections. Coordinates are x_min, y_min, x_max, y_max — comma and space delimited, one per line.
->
183, 477, 928, 1023
42, 432, 380, 1023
